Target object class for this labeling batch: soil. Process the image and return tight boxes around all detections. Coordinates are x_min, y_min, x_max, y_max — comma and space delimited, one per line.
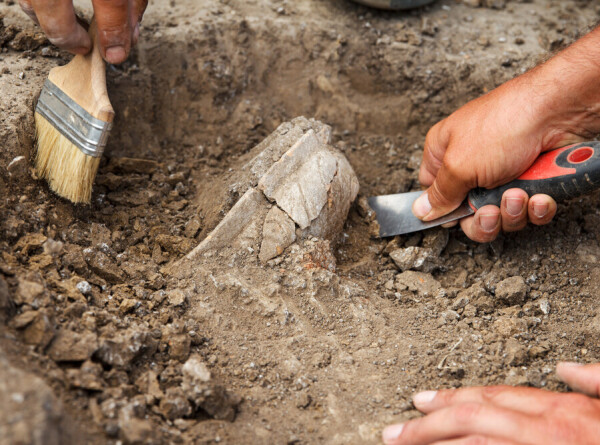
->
1, 0, 600, 444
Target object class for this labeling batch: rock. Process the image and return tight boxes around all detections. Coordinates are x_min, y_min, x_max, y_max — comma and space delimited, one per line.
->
395, 271, 441, 297
96, 328, 157, 369
505, 339, 527, 366
493, 315, 528, 337
241, 117, 331, 183
389, 246, 438, 272
47, 330, 98, 362
67, 360, 104, 391
184, 217, 202, 239
135, 371, 164, 403
119, 417, 154, 444
576, 243, 600, 264
14, 278, 45, 305
168, 335, 191, 362
495, 276, 528, 306
76, 281, 92, 296
84, 249, 124, 284
422, 228, 449, 256
159, 387, 192, 420
43, 239, 64, 256
182, 355, 241, 421
539, 298, 550, 315
167, 289, 186, 306
528, 342, 550, 359
0, 346, 82, 444
259, 131, 337, 229
23, 311, 55, 348
186, 188, 269, 259
184, 119, 358, 264
259, 206, 297, 263
300, 149, 359, 241
155, 234, 195, 255
458, 283, 494, 313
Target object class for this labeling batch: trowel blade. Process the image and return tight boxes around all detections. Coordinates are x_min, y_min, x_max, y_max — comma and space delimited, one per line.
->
367, 191, 474, 237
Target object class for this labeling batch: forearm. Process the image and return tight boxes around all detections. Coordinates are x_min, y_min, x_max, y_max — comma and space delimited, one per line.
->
529, 26, 600, 143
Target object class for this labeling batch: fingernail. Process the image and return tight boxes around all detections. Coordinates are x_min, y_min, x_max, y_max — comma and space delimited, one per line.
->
506, 197, 524, 217
559, 361, 583, 368
382, 424, 405, 444
105, 46, 126, 63
533, 202, 549, 219
413, 193, 432, 219
413, 390, 437, 407
479, 212, 499, 232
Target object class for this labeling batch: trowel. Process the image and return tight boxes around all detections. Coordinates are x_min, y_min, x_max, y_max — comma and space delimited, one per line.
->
368, 141, 600, 237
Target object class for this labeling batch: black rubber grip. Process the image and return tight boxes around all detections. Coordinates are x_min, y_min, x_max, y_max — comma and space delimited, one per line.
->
468, 141, 600, 209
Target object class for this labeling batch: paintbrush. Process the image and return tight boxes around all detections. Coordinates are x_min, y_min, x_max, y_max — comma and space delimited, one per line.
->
34, 18, 114, 204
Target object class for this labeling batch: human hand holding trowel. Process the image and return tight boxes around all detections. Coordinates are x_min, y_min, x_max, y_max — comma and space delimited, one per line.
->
370, 27, 600, 243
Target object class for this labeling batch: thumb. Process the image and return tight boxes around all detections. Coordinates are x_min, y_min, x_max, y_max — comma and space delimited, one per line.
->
412, 160, 473, 222
557, 362, 600, 398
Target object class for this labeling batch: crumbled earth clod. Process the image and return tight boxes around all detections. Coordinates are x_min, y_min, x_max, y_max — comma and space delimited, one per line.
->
495, 276, 528, 306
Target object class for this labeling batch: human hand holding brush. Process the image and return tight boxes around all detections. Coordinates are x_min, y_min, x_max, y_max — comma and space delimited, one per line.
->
19, 0, 148, 64
35, 18, 114, 204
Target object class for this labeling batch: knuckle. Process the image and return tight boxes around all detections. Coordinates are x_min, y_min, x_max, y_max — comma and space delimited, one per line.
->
454, 403, 483, 425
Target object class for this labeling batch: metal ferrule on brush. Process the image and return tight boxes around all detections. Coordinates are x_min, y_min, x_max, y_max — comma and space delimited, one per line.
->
36, 79, 112, 158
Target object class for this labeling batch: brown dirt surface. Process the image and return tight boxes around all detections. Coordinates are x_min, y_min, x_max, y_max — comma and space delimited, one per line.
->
1, 0, 600, 444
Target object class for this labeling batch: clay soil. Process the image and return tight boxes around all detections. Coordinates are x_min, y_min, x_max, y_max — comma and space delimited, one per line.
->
1, 0, 600, 444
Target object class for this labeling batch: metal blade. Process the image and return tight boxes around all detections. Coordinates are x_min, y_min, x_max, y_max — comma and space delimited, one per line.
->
367, 191, 474, 237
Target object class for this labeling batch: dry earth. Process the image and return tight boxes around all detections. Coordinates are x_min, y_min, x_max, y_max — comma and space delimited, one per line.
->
1, 0, 600, 443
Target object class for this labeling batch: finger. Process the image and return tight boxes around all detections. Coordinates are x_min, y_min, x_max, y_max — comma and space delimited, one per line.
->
557, 362, 600, 398
527, 194, 557, 226
18, 0, 39, 24
412, 386, 562, 416
500, 189, 528, 232
414, 160, 475, 222
92, 0, 133, 64
132, 0, 148, 22
441, 220, 458, 229
419, 120, 450, 187
431, 437, 523, 445
459, 206, 501, 243
382, 403, 537, 445
130, 0, 148, 45
30, 0, 91, 54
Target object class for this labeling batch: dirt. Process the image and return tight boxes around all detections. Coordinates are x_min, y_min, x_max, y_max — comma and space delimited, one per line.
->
1, 0, 600, 443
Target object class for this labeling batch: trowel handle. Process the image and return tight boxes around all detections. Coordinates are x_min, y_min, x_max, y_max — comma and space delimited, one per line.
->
467, 141, 600, 209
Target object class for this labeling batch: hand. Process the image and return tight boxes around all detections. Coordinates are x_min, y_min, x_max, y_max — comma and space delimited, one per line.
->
383, 362, 600, 445
19, 0, 148, 64
413, 27, 600, 242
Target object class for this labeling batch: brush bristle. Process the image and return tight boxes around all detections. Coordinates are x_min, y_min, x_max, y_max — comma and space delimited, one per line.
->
34, 113, 101, 204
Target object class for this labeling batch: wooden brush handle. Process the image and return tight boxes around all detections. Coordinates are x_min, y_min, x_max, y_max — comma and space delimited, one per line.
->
47, 18, 114, 123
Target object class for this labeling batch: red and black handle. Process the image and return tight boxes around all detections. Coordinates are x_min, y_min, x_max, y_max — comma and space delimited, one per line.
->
468, 142, 600, 210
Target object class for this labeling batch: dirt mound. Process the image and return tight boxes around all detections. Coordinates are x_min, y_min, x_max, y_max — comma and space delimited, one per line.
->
1, 0, 600, 444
